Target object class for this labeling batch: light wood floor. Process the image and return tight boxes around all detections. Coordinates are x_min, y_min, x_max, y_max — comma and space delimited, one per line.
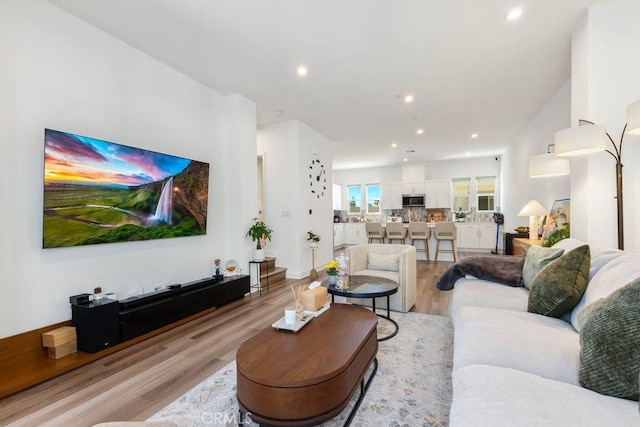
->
0, 258, 456, 426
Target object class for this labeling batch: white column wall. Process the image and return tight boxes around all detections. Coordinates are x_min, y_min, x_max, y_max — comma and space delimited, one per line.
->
570, 0, 640, 251
258, 121, 333, 278
500, 81, 571, 232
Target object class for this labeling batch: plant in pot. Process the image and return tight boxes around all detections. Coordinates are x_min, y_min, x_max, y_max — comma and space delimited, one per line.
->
246, 217, 273, 261
324, 260, 339, 286
306, 230, 321, 248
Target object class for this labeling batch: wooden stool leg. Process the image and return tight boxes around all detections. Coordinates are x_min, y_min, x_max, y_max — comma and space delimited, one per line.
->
425, 239, 430, 261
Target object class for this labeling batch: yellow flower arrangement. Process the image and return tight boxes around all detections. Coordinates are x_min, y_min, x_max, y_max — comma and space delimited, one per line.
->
324, 260, 339, 275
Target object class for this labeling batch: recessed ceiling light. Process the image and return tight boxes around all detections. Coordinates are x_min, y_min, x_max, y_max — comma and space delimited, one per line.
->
471, 133, 479, 139
416, 129, 424, 135
403, 158, 408, 162
391, 143, 397, 148
297, 65, 308, 76
506, 8, 523, 21
404, 95, 414, 103
275, 110, 284, 116
466, 152, 472, 156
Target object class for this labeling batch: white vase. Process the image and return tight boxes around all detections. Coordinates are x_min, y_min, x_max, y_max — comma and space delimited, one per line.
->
253, 248, 266, 261
328, 274, 337, 285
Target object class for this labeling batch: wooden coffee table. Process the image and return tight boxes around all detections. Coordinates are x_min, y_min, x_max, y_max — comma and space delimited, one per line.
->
236, 304, 378, 426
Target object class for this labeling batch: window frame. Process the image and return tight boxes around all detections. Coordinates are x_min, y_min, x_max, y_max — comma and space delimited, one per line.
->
347, 184, 362, 214
452, 177, 471, 212
476, 176, 496, 212
365, 183, 381, 214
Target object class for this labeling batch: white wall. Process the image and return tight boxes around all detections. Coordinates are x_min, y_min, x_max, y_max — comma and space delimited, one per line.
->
0, 0, 257, 338
570, 0, 640, 251
258, 121, 334, 278
500, 81, 571, 232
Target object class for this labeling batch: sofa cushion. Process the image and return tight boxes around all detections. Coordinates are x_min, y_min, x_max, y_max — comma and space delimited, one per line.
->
367, 252, 399, 272
522, 245, 564, 289
577, 277, 640, 401
450, 364, 640, 427
527, 245, 590, 318
453, 306, 580, 384
451, 279, 529, 319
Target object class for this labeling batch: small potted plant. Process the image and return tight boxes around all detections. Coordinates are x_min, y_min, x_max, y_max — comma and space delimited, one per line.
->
324, 260, 339, 286
306, 230, 321, 248
246, 217, 273, 261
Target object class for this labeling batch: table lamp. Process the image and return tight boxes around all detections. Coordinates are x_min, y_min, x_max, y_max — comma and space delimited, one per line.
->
518, 199, 547, 240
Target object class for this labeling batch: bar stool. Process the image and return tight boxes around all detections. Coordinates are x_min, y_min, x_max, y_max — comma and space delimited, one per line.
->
365, 222, 386, 243
434, 222, 457, 262
386, 222, 408, 244
408, 222, 430, 260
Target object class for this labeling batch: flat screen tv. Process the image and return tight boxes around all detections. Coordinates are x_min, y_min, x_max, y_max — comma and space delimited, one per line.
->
43, 129, 209, 248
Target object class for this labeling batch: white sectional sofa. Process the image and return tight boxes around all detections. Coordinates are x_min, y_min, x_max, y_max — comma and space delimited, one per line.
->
449, 238, 639, 426
345, 243, 417, 312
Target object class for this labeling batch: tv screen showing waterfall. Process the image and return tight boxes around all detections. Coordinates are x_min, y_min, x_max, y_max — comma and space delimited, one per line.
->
42, 129, 210, 248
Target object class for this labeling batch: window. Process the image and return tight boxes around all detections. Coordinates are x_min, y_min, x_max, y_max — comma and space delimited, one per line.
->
476, 176, 496, 211
452, 178, 470, 212
348, 185, 362, 214
366, 184, 381, 214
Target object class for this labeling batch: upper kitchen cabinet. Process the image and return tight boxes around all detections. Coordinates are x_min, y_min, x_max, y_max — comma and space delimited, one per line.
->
381, 183, 402, 209
401, 181, 425, 195
425, 179, 451, 208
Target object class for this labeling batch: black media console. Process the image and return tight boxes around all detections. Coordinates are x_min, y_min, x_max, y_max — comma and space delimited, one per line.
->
71, 275, 250, 352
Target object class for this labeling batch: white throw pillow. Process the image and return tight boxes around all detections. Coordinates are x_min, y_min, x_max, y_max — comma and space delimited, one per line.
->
367, 252, 400, 272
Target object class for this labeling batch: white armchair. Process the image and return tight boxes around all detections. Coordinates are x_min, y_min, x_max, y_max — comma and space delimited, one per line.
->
345, 244, 417, 312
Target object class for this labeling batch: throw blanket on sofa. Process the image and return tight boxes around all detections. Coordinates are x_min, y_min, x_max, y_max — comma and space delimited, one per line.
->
436, 255, 525, 290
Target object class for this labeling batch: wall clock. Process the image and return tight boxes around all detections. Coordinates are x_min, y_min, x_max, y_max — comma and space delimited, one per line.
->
309, 158, 327, 199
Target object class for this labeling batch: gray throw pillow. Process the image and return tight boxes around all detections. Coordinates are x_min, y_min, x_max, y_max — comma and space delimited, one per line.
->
578, 277, 640, 401
527, 245, 590, 318
521, 245, 564, 289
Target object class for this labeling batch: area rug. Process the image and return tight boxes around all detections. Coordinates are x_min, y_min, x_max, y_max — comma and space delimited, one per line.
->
148, 311, 453, 426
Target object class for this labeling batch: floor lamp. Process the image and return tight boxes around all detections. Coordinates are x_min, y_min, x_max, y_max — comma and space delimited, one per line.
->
554, 99, 640, 250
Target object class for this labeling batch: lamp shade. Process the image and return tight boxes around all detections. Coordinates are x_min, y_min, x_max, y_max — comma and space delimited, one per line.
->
554, 124, 606, 156
518, 199, 547, 217
529, 153, 570, 178
627, 99, 640, 135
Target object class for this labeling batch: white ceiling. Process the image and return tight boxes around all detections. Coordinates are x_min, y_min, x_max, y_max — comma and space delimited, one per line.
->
48, 0, 610, 170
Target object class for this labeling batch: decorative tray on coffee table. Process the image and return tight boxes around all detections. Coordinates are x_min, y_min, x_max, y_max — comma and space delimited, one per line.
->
272, 312, 313, 332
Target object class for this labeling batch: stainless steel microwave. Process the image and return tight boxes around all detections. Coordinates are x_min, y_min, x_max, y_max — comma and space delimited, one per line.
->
402, 195, 425, 207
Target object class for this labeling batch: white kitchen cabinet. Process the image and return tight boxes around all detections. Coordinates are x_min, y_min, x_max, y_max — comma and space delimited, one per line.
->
455, 223, 497, 250
332, 184, 342, 210
381, 183, 402, 209
435, 179, 451, 208
401, 181, 425, 195
343, 223, 367, 245
333, 223, 344, 248
425, 179, 451, 208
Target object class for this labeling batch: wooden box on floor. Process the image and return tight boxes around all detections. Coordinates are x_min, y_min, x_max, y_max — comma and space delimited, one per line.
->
42, 326, 77, 359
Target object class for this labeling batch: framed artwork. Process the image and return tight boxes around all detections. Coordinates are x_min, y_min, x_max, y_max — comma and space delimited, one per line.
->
542, 198, 570, 245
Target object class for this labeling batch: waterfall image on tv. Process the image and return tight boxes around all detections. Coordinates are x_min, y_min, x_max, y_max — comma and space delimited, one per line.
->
43, 129, 209, 248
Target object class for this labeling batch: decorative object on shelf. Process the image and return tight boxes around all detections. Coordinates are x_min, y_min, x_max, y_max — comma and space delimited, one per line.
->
213, 258, 223, 281
307, 230, 321, 279
336, 252, 349, 290
529, 144, 570, 178
224, 260, 240, 276
246, 217, 273, 261
517, 199, 547, 240
552, 99, 640, 250
542, 198, 571, 247
324, 260, 339, 285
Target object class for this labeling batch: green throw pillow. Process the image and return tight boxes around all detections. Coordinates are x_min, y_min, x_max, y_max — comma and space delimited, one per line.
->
578, 278, 640, 401
522, 245, 564, 290
527, 245, 590, 318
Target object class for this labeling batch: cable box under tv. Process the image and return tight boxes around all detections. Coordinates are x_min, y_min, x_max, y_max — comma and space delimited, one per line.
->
167, 284, 181, 290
